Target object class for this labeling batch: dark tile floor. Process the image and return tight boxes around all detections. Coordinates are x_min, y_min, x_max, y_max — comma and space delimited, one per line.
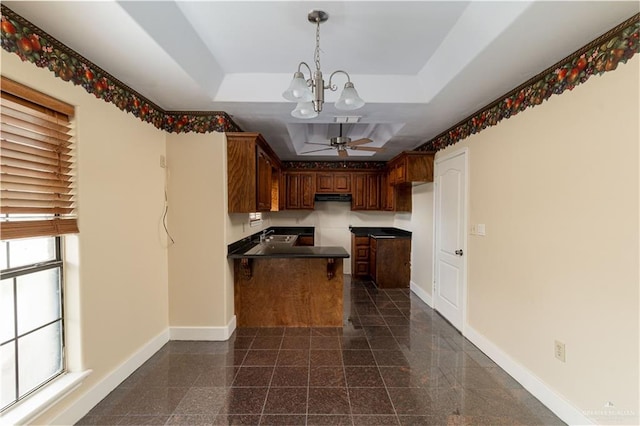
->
77, 278, 564, 425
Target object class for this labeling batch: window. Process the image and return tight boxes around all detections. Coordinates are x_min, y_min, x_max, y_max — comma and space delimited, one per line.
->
0, 236, 64, 411
0, 77, 77, 414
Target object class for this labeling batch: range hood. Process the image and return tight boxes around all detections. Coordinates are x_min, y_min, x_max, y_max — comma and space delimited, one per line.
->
314, 194, 353, 202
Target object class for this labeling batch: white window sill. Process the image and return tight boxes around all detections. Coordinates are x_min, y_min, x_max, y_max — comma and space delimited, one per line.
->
0, 370, 92, 426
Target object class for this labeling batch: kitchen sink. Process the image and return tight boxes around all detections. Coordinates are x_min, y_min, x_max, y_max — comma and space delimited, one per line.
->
266, 234, 298, 244
244, 234, 298, 255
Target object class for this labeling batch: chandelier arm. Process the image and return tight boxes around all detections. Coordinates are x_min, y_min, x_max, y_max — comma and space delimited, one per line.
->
297, 61, 313, 80
326, 70, 352, 92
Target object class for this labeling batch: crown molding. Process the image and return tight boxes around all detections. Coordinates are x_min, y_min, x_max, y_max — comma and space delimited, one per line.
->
282, 161, 386, 171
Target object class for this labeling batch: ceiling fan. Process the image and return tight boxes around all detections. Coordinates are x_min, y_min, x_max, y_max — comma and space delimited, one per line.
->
301, 124, 386, 158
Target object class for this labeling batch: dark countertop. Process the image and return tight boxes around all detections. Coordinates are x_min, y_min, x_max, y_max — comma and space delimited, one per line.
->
228, 245, 349, 259
228, 226, 348, 259
349, 227, 412, 239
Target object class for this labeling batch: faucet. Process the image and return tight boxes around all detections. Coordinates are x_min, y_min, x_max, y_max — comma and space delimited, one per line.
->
259, 229, 274, 243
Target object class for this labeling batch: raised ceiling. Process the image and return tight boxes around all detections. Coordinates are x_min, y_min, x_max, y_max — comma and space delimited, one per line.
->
4, 1, 639, 161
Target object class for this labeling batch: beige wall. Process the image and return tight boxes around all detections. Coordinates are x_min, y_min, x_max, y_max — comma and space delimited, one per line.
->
394, 183, 434, 297
167, 132, 235, 327
1, 51, 170, 424
438, 57, 639, 423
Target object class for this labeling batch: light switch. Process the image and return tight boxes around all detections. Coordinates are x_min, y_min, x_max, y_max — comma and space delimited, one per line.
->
477, 224, 486, 236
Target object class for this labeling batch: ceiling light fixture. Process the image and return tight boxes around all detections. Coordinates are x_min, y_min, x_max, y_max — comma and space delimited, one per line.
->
283, 10, 364, 119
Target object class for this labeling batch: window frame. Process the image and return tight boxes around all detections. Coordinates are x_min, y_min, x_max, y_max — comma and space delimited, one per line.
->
0, 236, 65, 413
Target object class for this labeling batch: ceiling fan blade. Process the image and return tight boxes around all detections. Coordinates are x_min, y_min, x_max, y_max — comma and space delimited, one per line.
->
338, 149, 348, 158
350, 146, 386, 152
300, 147, 334, 154
346, 138, 373, 147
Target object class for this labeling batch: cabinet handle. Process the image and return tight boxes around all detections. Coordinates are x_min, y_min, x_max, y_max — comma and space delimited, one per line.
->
455, 249, 463, 256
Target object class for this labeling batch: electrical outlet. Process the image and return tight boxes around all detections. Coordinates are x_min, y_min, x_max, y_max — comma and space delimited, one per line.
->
160, 155, 166, 168
554, 340, 566, 362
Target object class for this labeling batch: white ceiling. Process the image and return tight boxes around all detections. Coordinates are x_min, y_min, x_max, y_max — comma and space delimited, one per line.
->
5, 1, 639, 161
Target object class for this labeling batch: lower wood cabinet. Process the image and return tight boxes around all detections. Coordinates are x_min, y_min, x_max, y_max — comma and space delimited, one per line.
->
371, 237, 411, 288
351, 234, 411, 288
295, 235, 315, 246
351, 235, 371, 278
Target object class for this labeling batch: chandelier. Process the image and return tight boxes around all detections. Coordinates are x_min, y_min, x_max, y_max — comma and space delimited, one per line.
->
282, 10, 365, 119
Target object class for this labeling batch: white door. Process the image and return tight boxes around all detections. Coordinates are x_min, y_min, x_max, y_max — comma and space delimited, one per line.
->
434, 150, 467, 331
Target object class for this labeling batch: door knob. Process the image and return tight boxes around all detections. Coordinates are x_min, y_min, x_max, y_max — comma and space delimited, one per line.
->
455, 249, 463, 256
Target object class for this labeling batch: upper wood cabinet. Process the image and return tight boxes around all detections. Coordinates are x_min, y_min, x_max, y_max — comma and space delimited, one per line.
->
316, 172, 352, 194
382, 170, 412, 212
387, 151, 435, 185
352, 173, 381, 211
285, 172, 315, 209
227, 132, 281, 213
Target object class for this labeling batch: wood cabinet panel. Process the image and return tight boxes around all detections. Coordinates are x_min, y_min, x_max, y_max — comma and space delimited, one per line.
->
387, 151, 435, 186
352, 173, 381, 211
285, 172, 315, 209
296, 235, 315, 246
372, 238, 411, 288
351, 234, 371, 279
316, 172, 352, 193
234, 258, 343, 327
227, 132, 281, 213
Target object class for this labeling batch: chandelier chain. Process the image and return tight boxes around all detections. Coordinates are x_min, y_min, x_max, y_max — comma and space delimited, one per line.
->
314, 20, 321, 71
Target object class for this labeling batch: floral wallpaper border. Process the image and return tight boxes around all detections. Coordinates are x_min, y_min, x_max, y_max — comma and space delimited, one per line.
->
282, 161, 386, 170
0, 5, 241, 134
2, 6, 637, 147
415, 14, 639, 152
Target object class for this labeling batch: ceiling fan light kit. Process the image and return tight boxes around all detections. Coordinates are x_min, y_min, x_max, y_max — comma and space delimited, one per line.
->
283, 10, 365, 118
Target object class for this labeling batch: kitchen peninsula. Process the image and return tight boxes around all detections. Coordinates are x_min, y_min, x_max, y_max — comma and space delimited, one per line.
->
228, 227, 349, 327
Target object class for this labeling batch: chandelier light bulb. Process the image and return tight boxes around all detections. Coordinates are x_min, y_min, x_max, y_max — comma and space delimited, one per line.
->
283, 72, 313, 102
291, 102, 319, 119
335, 82, 365, 111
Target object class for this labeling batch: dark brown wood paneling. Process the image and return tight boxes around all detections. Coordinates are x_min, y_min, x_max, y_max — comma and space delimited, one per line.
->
227, 135, 256, 213
373, 238, 411, 288
234, 258, 343, 327
333, 173, 351, 193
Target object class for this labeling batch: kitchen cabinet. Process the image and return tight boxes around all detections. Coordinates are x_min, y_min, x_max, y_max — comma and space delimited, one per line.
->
316, 172, 352, 194
387, 151, 435, 185
370, 237, 411, 288
295, 235, 315, 246
382, 170, 412, 212
227, 132, 281, 213
285, 172, 315, 209
352, 173, 381, 210
351, 235, 371, 278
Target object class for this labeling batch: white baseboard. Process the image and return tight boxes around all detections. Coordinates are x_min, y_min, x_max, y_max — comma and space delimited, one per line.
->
50, 329, 170, 426
464, 325, 594, 426
170, 315, 237, 341
410, 280, 433, 307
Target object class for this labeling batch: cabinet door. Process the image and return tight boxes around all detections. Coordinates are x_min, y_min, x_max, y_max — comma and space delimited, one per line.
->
316, 173, 334, 193
256, 148, 272, 211
285, 173, 301, 209
352, 174, 367, 210
366, 174, 381, 210
333, 173, 352, 193
382, 172, 394, 211
300, 173, 315, 209
286, 172, 315, 210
